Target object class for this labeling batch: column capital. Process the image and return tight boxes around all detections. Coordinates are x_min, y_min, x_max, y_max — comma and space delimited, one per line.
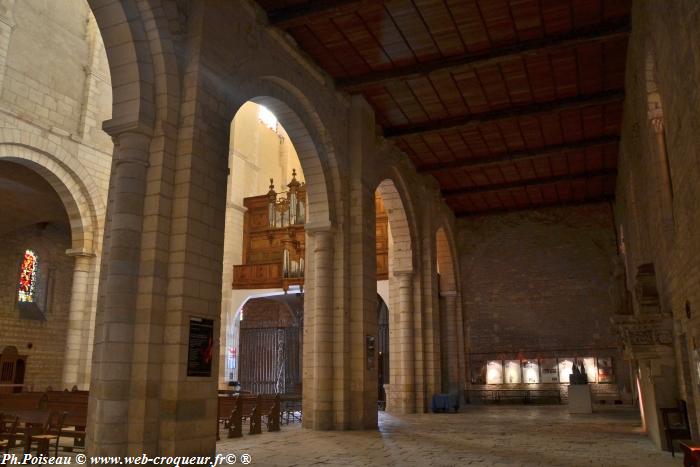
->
649, 115, 664, 134
65, 248, 96, 258
306, 221, 335, 236
102, 119, 154, 139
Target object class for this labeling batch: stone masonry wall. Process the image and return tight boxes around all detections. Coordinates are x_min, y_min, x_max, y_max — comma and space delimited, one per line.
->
614, 0, 700, 439
458, 203, 627, 394
0, 223, 74, 390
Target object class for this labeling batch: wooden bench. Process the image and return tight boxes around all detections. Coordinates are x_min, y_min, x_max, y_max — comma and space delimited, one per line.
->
527, 389, 561, 404
227, 395, 261, 438
217, 396, 239, 440
0, 392, 47, 412
45, 391, 88, 451
257, 394, 281, 432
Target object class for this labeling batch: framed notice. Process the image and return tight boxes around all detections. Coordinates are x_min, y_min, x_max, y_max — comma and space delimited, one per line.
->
558, 358, 574, 384
187, 317, 214, 377
504, 360, 521, 384
486, 360, 503, 384
522, 360, 540, 384
597, 357, 615, 383
540, 358, 558, 383
582, 357, 597, 383
471, 361, 486, 385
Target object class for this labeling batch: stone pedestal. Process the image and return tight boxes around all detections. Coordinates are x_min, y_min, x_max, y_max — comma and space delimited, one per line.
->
568, 385, 593, 414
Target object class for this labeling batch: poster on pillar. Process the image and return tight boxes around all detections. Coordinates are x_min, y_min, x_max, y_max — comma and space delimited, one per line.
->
187, 317, 214, 377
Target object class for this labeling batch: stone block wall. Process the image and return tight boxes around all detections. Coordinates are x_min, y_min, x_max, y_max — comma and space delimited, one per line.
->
458, 203, 627, 394
0, 223, 73, 390
613, 0, 700, 446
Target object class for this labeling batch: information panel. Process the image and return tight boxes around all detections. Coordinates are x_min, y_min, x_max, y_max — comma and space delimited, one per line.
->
486, 360, 503, 384
522, 360, 540, 383
504, 360, 522, 384
540, 358, 558, 383
187, 317, 214, 377
558, 358, 574, 383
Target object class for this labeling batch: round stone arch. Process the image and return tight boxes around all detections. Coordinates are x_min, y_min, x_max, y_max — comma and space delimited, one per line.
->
435, 222, 459, 293
86, 0, 157, 131
226, 76, 338, 228
0, 143, 100, 254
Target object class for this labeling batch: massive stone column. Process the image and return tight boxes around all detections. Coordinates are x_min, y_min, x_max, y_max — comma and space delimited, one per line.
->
393, 270, 416, 413
306, 224, 335, 429
86, 129, 151, 456
650, 115, 674, 229
62, 251, 95, 390
441, 290, 460, 392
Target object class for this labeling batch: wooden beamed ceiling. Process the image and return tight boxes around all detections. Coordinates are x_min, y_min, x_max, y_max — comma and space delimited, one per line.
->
258, 0, 631, 216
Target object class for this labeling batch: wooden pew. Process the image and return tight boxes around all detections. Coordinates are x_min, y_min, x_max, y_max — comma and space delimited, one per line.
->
227, 395, 261, 438
217, 396, 239, 440
0, 392, 47, 412
45, 391, 88, 451
257, 394, 281, 432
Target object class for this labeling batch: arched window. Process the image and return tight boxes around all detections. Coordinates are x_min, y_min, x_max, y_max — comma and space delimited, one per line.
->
17, 249, 39, 303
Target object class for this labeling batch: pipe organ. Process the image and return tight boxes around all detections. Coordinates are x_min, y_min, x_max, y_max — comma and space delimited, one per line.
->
232, 170, 389, 292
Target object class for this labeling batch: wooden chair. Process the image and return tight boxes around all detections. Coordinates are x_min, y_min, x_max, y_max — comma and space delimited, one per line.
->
661, 399, 692, 457
27, 411, 65, 457
0, 413, 20, 453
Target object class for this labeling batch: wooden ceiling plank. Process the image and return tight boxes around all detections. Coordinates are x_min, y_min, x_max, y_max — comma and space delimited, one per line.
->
386, 88, 623, 138
268, 0, 375, 28
442, 168, 616, 197
338, 19, 629, 90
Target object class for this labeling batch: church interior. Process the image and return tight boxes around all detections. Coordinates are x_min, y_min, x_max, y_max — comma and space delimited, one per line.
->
0, 0, 698, 465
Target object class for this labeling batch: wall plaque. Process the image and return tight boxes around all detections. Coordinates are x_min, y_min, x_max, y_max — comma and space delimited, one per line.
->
187, 317, 214, 377
540, 358, 558, 383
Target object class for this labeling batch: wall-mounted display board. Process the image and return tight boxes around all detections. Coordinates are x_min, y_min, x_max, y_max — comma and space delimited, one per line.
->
187, 317, 214, 377
582, 357, 598, 383
597, 357, 615, 383
522, 360, 540, 383
504, 360, 521, 384
558, 358, 574, 383
540, 358, 558, 383
486, 360, 503, 384
471, 361, 486, 385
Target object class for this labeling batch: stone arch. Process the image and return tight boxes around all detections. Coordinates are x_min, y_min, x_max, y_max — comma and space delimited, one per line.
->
374, 178, 415, 273
0, 142, 100, 254
227, 77, 336, 227
87, 0, 156, 131
435, 225, 458, 293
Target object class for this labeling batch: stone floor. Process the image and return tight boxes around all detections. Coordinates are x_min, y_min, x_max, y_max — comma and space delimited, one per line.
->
217, 406, 682, 466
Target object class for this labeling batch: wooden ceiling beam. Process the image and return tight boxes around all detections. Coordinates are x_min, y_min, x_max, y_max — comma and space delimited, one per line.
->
454, 196, 615, 218
338, 19, 630, 91
418, 135, 619, 174
385, 89, 624, 139
268, 0, 371, 28
442, 169, 617, 198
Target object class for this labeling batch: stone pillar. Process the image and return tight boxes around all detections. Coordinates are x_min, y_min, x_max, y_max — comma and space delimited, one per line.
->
308, 225, 334, 429
395, 270, 415, 413
86, 129, 151, 456
62, 250, 94, 390
650, 116, 674, 227
441, 290, 460, 393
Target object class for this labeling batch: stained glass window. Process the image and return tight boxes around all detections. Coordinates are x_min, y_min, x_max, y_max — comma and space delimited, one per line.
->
17, 249, 38, 303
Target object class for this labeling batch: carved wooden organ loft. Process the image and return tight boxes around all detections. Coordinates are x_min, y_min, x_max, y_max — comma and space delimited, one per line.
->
232, 170, 389, 292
